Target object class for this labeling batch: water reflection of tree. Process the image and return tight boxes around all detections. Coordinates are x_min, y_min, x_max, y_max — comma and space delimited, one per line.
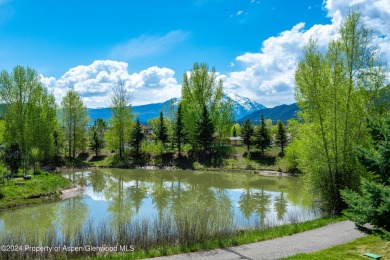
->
274, 191, 288, 221
58, 197, 88, 242
105, 173, 134, 229
238, 187, 255, 220
0, 203, 59, 242
150, 175, 171, 220
128, 177, 148, 214
252, 189, 271, 226
88, 170, 106, 193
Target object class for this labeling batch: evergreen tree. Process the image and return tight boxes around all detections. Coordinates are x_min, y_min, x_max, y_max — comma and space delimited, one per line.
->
156, 111, 168, 147
195, 106, 215, 152
241, 119, 254, 151
275, 121, 288, 155
254, 115, 270, 157
233, 126, 237, 137
131, 118, 144, 158
175, 103, 186, 157
89, 118, 107, 157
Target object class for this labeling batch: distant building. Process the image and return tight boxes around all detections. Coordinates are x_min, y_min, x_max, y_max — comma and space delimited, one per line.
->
227, 136, 243, 146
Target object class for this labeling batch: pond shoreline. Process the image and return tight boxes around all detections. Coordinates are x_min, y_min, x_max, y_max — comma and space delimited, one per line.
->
54, 165, 295, 177
59, 184, 84, 200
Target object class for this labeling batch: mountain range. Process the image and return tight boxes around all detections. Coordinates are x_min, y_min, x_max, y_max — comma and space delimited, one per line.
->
87, 94, 298, 125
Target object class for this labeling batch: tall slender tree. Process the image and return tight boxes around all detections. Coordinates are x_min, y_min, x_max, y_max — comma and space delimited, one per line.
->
61, 90, 89, 159
156, 111, 168, 147
175, 102, 186, 157
275, 121, 287, 155
106, 81, 132, 159
293, 12, 387, 214
131, 118, 144, 158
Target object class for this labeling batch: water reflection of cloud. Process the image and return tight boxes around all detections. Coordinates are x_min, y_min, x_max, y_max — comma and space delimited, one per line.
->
84, 186, 107, 201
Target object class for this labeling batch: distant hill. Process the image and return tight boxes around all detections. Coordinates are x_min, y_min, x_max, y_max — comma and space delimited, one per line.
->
238, 103, 299, 124
87, 94, 266, 125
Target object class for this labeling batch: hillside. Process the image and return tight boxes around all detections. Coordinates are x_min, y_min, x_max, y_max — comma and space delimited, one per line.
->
238, 103, 299, 124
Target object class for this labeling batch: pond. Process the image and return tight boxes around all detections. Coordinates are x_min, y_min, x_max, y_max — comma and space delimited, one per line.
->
0, 169, 317, 239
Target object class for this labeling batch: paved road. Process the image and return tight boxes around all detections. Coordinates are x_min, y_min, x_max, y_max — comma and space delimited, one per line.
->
146, 220, 365, 260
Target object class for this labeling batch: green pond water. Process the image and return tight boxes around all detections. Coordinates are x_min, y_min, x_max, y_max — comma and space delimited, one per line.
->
0, 169, 317, 238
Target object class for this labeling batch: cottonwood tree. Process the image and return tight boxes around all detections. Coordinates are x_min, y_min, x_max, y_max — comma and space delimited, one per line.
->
0, 66, 59, 167
293, 12, 387, 215
181, 63, 234, 149
106, 81, 133, 159
61, 90, 89, 159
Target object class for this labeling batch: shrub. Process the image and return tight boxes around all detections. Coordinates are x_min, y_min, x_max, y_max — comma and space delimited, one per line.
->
341, 179, 390, 240
0, 189, 4, 199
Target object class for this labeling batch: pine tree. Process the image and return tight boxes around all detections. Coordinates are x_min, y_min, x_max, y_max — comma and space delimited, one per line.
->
156, 111, 168, 147
254, 115, 270, 157
195, 106, 215, 152
131, 118, 144, 158
175, 103, 186, 157
233, 126, 237, 137
241, 119, 254, 151
275, 121, 287, 155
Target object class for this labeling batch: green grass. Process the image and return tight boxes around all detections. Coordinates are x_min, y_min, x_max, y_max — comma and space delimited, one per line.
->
282, 235, 390, 260
0, 172, 72, 209
89, 216, 345, 259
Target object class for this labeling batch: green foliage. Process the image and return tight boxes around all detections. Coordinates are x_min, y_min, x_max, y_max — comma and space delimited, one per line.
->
275, 121, 287, 155
174, 102, 186, 156
341, 179, 390, 239
181, 63, 234, 149
254, 115, 271, 157
293, 12, 386, 214
61, 90, 89, 159
156, 111, 169, 146
195, 106, 215, 152
0, 66, 59, 163
106, 81, 133, 159
131, 118, 144, 158
231, 123, 240, 137
356, 114, 390, 185
3, 144, 22, 175
241, 119, 254, 151
90, 118, 107, 157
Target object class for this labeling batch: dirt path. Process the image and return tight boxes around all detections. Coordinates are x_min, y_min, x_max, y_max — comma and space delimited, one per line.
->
146, 220, 365, 260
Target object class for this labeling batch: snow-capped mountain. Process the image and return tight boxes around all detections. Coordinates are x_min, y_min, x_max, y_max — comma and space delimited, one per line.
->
224, 93, 266, 119
87, 94, 266, 124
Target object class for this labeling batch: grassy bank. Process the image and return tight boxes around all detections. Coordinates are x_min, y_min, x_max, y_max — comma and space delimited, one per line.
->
0, 172, 72, 210
282, 235, 390, 260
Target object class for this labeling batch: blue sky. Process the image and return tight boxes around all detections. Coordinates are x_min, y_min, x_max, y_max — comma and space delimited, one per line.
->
1, 0, 389, 108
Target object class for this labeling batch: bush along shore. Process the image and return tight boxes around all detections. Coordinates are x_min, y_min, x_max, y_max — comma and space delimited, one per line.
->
0, 209, 344, 260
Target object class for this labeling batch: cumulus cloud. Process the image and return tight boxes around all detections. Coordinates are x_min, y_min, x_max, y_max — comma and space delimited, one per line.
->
40, 60, 181, 108
221, 0, 390, 107
110, 30, 190, 60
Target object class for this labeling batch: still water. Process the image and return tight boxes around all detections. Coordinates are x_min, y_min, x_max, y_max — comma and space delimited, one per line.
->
0, 169, 316, 237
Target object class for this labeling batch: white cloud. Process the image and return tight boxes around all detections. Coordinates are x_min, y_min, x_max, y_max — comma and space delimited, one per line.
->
40, 60, 181, 108
221, 0, 390, 107
110, 30, 190, 60
237, 10, 243, 16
